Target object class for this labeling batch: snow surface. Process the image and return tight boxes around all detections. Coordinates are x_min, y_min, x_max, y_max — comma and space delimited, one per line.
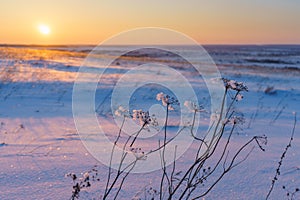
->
0, 45, 299, 200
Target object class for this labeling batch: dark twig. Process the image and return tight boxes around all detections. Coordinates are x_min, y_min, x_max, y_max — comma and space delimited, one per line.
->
266, 113, 297, 199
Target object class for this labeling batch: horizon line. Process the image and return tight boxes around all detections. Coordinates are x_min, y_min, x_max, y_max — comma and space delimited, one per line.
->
1, 43, 300, 47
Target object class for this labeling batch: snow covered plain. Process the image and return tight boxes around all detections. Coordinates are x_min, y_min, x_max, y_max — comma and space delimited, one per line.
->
0, 45, 299, 199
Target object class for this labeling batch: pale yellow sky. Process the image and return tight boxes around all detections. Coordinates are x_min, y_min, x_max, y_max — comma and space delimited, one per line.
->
0, 0, 299, 45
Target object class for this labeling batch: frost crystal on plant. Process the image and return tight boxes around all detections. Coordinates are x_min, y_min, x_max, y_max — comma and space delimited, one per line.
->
83, 172, 89, 180
114, 106, 129, 117
184, 101, 204, 112
222, 78, 248, 92
132, 109, 158, 127
130, 147, 147, 160
156, 92, 179, 110
236, 94, 243, 101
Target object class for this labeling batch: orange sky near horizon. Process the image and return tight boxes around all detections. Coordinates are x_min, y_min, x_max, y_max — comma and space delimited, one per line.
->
0, 0, 300, 45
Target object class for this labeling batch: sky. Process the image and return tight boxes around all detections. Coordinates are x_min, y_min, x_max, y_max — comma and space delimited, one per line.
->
0, 0, 300, 45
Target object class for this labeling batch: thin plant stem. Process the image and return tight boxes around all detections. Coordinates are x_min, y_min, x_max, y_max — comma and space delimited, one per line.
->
160, 104, 170, 199
104, 116, 126, 195
266, 113, 297, 199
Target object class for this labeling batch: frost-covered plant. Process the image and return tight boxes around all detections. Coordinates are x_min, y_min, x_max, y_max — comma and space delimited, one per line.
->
266, 112, 297, 199
157, 79, 266, 200
102, 107, 160, 200
66, 166, 100, 200
68, 78, 267, 200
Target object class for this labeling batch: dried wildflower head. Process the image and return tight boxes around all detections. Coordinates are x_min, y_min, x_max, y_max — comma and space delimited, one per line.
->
227, 115, 245, 125
222, 78, 248, 92
66, 173, 77, 181
132, 110, 150, 125
156, 92, 179, 110
129, 147, 147, 160
184, 101, 204, 112
114, 106, 130, 117
132, 109, 158, 127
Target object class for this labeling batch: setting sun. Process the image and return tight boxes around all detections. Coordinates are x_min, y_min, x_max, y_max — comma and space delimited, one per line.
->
38, 25, 50, 35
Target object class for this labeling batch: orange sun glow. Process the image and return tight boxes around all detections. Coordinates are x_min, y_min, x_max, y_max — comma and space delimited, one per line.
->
38, 25, 50, 35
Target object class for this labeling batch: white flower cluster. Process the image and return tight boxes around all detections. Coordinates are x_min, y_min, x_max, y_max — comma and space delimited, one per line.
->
222, 78, 248, 92
156, 92, 168, 106
156, 92, 179, 110
228, 80, 238, 89
114, 106, 130, 117
184, 101, 204, 112
114, 106, 158, 127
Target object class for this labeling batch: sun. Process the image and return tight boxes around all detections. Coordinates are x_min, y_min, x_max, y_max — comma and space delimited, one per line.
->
38, 25, 50, 35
